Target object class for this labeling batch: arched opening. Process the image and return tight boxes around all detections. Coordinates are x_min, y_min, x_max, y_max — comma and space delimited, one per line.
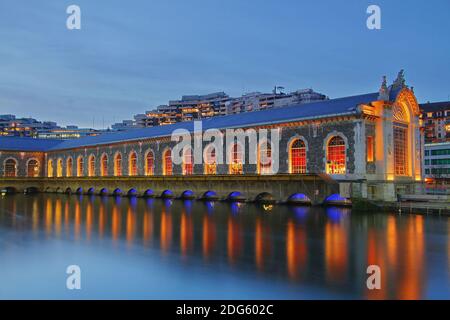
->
127, 188, 138, 197
4, 158, 18, 177
204, 144, 217, 175
393, 104, 410, 176
287, 193, 311, 205
258, 140, 273, 174
181, 190, 195, 200
128, 152, 138, 176
99, 188, 108, 196
87, 187, 95, 195
57, 158, 63, 177
227, 191, 245, 202
255, 192, 274, 204
145, 150, 154, 176
229, 143, 243, 175
324, 194, 352, 207
66, 157, 73, 177
161, 189, 174, 198
182, 147, 193, 175
27, 159, 40, 177
202, 190, 219, 201
88, 155, 96, 177
290, 139, 307, 174
47, 159, 54, 178
326, 136, 346, 174
2, 186, 18, 194
77, 156, 84, 177
113, 188, 122, 196
114, 153, 122, 176
143, 189, 154, 198
25, 187, 40, 194
76, 187, 83, 195
163, 149, 172, 176
101, 154, 108, 177
65, 187, 72, 194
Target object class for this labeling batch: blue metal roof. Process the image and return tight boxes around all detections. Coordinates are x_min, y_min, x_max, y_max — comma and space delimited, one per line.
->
0, 92, 379, 152
0, 136, 64, 152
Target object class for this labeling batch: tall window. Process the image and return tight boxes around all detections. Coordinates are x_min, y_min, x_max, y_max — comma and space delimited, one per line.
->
204, 145, 217, 175
129, 152, 138, 176
101, 154, 108, 176
229, 143, 243, 175
27, 159, 39, 177
393, 104, 409, 176
367, 136, 374, 162
48, 159, 54, 178
182, 147, 193, 175
394, 126, 408, 175
4, 159, 17, 177
258, 141, 272, 174
66, 158, 73, 177
77, 156, 84, 177
290, 139, 306, 174
57, 159, 63, 177
163, 149, 172, 176
88, 155, 96, 177
145, 151, 154, 176
326, 136, 346, 174
114, 153, 122, 176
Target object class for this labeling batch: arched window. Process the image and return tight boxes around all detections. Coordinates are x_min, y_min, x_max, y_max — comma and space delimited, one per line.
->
114, 153, 122, 176
182, 147, 193, 175
27, 159, 39, 177
47, 159, 54, 178
204, 144, 217, 175
88, 155, 96, 177
4, 158, 17, 177
229, 143, 243, 175
163, 149, 172, 176
145, 150, 154, 176
77, 156, 84, 177
393, 104, 409, 176
290, 139, 306, 174
326, 136, 346, 174
258, 141, 272, 174
129, 152, 138, 176
56, 159, 63, 178
101, 154, 108, 177
66, 158, 73, 177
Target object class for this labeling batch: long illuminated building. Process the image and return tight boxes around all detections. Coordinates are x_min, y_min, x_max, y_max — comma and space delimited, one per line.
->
0, 71, 423, 202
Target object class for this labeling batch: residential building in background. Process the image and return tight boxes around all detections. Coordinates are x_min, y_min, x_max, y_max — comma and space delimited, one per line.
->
423, 142, 450, 194
420, 101, 450, 143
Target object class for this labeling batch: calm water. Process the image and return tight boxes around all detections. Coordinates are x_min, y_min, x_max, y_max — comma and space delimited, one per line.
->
0, 194, 448, 299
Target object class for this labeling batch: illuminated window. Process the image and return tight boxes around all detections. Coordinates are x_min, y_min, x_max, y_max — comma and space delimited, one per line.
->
129, 152, 138, 176
57, 159, 63, 177
101, 154, 108, 176
182, 147, 193, 175
258, 141, 272, 174
77, 156, 84, 177
394, 126, 408, 176
229, 143, 243, 175
4, 158, 17, 177
47, 159, 54, 178
145, 151, 154, 176
290, 139, 306, 174
27, 159, 39, 177
88, 155, 96, 177
66, 158, 73, 177
204, 144, 217, 175
367, 136, 374, 162
163, 149, 172, 176
326, 136, 346, 174
114, 153, 122, 176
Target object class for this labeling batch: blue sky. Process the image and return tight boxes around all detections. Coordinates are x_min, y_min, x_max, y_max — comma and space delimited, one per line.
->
0, 0, 449, 128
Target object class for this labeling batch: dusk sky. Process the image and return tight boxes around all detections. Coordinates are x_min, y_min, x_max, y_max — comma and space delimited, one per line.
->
0, 0, 449, 128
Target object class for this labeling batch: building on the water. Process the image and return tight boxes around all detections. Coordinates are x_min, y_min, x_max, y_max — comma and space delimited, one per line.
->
0, 71, 424, 202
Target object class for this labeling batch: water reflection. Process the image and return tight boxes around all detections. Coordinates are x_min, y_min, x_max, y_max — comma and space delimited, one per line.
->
0, 194, 447, 299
